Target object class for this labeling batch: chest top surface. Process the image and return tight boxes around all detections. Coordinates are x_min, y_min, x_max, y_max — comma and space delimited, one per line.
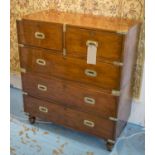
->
22, 9, 140, 32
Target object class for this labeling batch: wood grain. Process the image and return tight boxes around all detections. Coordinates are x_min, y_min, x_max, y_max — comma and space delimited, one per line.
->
22, 72, 118, 118
17, 19, 63, 51
115, 24, 141, 138
24, 95, 116, 140
22, 10, 140, 32
66, 26, 124, 61
16, 10, 141, 144
19, 46, 121, 90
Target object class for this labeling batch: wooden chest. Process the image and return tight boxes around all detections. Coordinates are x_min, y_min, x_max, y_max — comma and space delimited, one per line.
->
16, 10, 141, 151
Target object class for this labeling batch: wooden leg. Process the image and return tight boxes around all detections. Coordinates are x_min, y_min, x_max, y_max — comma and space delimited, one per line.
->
29, 115, 36, 124
106, 141, 114, 151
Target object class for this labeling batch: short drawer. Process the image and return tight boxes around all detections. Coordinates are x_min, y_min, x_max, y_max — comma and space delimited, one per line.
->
20, 47, 121, 90
17, 19, 63, 51
65, 26, 124, 61
24, 95, 116, 140
22, 73, 118, 118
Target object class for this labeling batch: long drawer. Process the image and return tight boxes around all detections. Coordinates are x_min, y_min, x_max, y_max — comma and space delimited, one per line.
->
17, 19, 63, 51
65, 26, 124, 61
24, 95, 116, 140
20, 46, 121, 90
22, 72, 118, 118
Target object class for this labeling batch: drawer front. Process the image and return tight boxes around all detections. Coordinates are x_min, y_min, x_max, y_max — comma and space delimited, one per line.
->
20, 47, 121, 90
17, 20, 63, 51
24, 95, 115, 140
22, 73, 118, 118
65, 26, 124, 61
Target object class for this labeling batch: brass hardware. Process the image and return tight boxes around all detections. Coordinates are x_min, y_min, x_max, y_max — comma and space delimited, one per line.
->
36, 59, 46, 66
86, 40, 98, 47
39, 106, 48, 113
35, 32, 45, 39
116, 31, 127, 35
37, 84, 47, 91
113, 61, 123, 67
63, 48, 66, 56
109, 117, 118, 122
107, 139, 115, 144
18, 44, 24, 47
20, 68, 26, 73
17, 18, 22, 21
83, 120, 95, 128
22, 92, 28, 95
85, 69, 97, 77
112, 90, 120, 96
63, 24, 66, 32
84, 97, 95, 105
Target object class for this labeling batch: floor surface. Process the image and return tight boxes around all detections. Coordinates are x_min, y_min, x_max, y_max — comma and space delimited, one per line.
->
10, 87, 145, 155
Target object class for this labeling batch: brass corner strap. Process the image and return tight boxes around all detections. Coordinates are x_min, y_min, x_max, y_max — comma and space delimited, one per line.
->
18, 44, 24, 48
107, 139, 115, 144
109, 117, 118, 122
112, 90, 120, 96
17, 18, 22, 21
22, 92, 28, 95
63, 24, 66, 32
113, 61, 123, 67
63, 48, 66, 56
20, 68, 26, 73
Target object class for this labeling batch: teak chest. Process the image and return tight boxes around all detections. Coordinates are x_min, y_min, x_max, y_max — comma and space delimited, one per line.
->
16, 10, 141, 151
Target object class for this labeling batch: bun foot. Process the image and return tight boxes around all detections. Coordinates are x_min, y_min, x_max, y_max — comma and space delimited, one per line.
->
106, 141, 114, 151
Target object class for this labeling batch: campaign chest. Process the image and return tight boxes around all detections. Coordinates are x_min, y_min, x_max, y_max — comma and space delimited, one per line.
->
16, 10, 140, 151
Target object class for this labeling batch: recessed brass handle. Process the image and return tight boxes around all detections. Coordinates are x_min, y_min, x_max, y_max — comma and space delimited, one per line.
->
85, 69, 97, 77
86, 40, 98, 47
37, 84, 47, 91
35, 32, 45, 39
84, 97, 95, 105
36, 59, 46, 66
39, 106, 48, 113
83, 120, 95, 128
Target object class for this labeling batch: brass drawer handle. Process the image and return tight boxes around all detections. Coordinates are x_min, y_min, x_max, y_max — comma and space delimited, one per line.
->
36, 59, 46, 66
35, 32, 45, 39
86, 40, 98, 47
37, 84, 47, 91
83, 120, 95, 128
39, 106, 48, 113
85, 69, 97, 77
84, 97, 95, 105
